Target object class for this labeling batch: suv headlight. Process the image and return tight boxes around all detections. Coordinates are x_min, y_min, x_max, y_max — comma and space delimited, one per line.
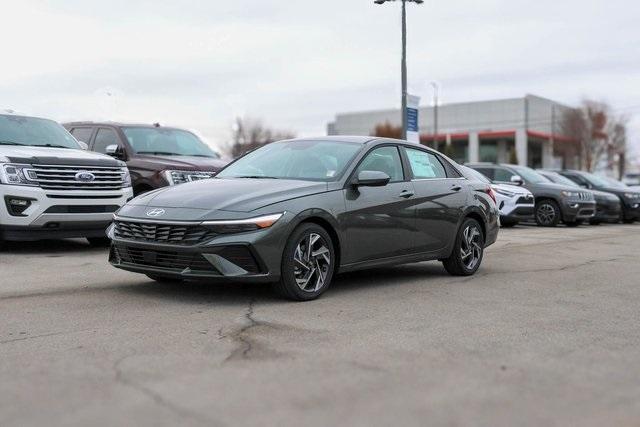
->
494, 188, 516, 197
122, 168, 132, 188
561, 190, 580, 198
201, 213, 284, 234
163, 170, 215, 185
0, 164, 37, 186
624, 192, 640, 200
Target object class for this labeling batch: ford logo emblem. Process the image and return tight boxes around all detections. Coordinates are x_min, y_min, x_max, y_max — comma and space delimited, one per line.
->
146, 208, 166, 217
75, 171, 95, 182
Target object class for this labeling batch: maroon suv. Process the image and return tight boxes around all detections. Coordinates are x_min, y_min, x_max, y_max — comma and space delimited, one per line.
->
63, 122, 228, 195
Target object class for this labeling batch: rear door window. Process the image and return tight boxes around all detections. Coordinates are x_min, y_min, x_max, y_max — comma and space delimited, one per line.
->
404, 147, 447, 179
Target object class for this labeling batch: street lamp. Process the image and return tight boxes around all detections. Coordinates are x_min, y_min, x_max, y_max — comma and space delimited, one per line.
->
430, 81, 439, 147
374, 0, 424, 140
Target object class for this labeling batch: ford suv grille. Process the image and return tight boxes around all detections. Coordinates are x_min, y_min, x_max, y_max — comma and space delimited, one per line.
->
25, 165, 126, 191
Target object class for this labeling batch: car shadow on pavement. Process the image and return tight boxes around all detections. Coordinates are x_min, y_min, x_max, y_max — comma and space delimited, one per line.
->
116, 261, 450, 305
1, 239, 109, 255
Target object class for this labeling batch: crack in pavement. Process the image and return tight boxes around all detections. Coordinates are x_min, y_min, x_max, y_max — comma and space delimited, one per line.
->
113, 353, 223, 427
0, 328, 96, 345
223, 298, 259, 362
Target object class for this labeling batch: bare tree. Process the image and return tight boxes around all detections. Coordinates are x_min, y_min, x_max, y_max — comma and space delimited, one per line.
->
228, 117, 295, 158
372, 121, 402, 139
561, 100, 628, 174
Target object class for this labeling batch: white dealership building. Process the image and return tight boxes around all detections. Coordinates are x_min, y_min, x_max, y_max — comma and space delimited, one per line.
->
327, 94, 577, 169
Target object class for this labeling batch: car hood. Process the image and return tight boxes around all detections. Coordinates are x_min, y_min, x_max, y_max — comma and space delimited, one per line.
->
128, 177, 329, 213
133, 154, 228, 171
527, 181, 579, 192
0, 146, 121, 166
590, 189, 620, 201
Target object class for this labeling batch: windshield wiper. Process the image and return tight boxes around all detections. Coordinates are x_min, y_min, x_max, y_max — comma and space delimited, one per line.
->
0, 140, 27, 146
39, 143, 72, 149
137, 151, 180, 156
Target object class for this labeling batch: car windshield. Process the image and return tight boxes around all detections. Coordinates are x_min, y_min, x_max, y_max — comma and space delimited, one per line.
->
582, 172, 616, 188
217, 140, 363, 181
511, 166, 549, 184
0, 115, 81, 149
541, 172, 580, 188
122, 127, 220, 158
603, 177, 629, 189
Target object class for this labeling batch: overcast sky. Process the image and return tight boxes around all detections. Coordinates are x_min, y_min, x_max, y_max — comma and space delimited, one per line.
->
2, 0, 639, 157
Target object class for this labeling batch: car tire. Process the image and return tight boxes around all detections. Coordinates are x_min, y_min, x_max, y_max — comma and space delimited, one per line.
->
565, 220, 582, 227
146, 274, 183, 283
442, 218, 485, 276
535, 200, 561, 227
589, 219, 602, 225
272, 223, 335, 301
623, 218, 636, 224
86, 237, 112, 246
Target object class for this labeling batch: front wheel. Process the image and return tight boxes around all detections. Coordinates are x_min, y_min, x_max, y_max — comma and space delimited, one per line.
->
442, 218, 485, 276
535, 200, 561, 227
272, 223, 335, 301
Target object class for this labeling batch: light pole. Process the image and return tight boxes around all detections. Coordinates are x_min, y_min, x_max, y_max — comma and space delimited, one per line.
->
430, 81, 439, 148
374, 0, 424, 140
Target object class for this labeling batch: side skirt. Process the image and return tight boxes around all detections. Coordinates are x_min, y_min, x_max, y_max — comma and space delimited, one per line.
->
338, 250, 445, 274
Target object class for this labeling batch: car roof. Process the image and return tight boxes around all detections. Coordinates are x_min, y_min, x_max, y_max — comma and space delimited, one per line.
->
280, 136, 379, 144
63, 121, 185, 131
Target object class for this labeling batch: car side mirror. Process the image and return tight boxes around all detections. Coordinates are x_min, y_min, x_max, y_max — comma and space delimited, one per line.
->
105, 144, 125, 160
510, 175, 524, 186
77, 141, 88, 150
354, 170, 391, 187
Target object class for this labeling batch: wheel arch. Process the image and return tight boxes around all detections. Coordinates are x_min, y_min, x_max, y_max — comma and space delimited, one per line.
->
289, 209, 342, 269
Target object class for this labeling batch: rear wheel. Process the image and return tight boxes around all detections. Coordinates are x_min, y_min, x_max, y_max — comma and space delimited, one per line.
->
272, 223, 335, 301
87, 237, 111, 246
535, 200, 561, 227
442, 218, 485, 276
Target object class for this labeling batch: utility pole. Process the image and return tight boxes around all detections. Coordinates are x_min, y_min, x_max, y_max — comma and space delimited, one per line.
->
374, 0, 424, 140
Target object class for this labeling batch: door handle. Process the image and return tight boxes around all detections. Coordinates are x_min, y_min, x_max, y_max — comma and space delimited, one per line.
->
398, 190, 415, 199
450, 184, 462, 192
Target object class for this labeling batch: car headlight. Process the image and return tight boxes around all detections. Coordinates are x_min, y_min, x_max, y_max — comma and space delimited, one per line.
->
494, 188, 516, 197
624, 192, 640, 200
122, 168, 132, 188
201, 213, 284, 234
163, 170, 215, 185
561, 190, 580, 198
0, 163, 37, 186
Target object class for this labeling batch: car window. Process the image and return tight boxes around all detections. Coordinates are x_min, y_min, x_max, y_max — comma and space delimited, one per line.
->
356, 146, 404, 182
93, 128, 119, 154
70, 127, 93, 143
472, 167, 495, 180
494, 168, 515, 182
405, 147, 447, 179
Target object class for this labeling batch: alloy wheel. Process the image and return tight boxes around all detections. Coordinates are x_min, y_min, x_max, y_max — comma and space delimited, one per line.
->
537, 203, 556, 225
293, 233, 332, 293
460, 225, 482, 270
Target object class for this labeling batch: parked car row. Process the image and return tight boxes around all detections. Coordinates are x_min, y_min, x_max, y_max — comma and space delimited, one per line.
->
463, 162, 640, 227
0, 111, 229, 247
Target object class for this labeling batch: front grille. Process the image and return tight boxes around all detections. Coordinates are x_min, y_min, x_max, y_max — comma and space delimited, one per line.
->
112, 245, 217, 272
515, 196, 534, 204
113, 220, 216, 245
44, 205, 120, 214
577, 192, 593, 201
25, 165, 126, 191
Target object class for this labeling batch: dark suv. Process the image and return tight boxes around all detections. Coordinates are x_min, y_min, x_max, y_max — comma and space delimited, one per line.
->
554, 169, 640, 223
467, 163, 595, 227
63, 122, 228, 195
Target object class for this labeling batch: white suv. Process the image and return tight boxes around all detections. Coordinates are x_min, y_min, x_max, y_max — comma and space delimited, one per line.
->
0, 111, 133, 246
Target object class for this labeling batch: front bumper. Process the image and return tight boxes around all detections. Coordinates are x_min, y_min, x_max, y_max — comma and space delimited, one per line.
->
561, 200, 596, 222
594, 199, 622, 222
107, 215, 291, 282
0, 184, 133, 241
622, 201, 640, 220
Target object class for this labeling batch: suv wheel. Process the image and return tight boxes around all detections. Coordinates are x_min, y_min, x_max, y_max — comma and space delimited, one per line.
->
272, 223, 335, 301
442, 218, 485, 276
535, 200, 561, 227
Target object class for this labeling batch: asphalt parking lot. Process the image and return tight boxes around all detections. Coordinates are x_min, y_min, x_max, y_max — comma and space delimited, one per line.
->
1, 224, 640, 427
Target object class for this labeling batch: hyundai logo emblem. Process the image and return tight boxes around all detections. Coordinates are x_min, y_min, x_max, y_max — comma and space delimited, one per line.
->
75, 171, 96, 182
146, 208, 166, 217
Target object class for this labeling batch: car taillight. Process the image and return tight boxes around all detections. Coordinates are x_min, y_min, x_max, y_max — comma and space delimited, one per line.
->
486, 187, 497, 205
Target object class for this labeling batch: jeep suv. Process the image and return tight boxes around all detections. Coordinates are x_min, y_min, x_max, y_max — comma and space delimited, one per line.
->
467, 163, 595, 227
0, 112, 133, 246
63, 122, 228, 195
